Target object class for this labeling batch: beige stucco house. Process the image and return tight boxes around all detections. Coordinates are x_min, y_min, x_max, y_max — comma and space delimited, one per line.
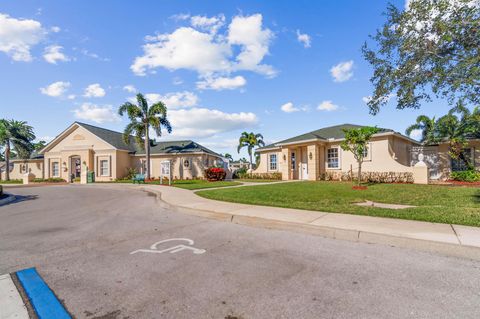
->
254, 124, 479, 182
1, 122, 224, 183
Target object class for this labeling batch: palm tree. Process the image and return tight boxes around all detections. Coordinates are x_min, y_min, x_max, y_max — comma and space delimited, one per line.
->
405, 115, 438, 144
223, 153, 233, 161
0, 119, 35, 180
237, 132, 265, 170
118, 93, 172, 179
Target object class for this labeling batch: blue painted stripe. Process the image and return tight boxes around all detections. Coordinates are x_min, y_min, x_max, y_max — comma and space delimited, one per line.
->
16, 268, 71, 319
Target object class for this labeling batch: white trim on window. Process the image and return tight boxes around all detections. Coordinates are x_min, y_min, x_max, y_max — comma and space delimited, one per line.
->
269, 153, 277, 171
327, 147, 341, 169
52, 162, 60, 177
100, 159, 109, 176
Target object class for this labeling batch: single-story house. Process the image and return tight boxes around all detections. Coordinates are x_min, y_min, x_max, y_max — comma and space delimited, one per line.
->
254, 123, 479, 181
0, 122, 225, 183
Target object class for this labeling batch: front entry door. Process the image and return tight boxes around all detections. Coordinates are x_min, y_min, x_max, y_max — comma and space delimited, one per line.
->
301, 150, 309, 180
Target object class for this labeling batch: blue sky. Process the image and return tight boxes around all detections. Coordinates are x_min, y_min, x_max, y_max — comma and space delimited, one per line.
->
0, 0, 452, 158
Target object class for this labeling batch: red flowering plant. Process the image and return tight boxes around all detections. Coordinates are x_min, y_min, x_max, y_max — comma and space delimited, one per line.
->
204, 167, 226, 181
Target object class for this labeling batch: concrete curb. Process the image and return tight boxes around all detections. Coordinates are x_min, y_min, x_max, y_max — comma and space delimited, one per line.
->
144, 187, 480, 261
0, 194, 16, 206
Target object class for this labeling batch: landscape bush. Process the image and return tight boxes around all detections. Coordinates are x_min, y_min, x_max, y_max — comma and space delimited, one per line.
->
33, 178, 66, 183
236, 172, 282, 180
319, 171, 413, 183
450, 170, 480, 182
204, 167, 226, 181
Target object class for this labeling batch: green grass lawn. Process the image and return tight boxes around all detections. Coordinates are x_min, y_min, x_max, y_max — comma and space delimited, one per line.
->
173, 179, 241, 190
197, 181, 480, 227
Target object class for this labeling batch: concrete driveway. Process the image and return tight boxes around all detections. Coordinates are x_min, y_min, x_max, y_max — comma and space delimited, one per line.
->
1, 185, 479, 319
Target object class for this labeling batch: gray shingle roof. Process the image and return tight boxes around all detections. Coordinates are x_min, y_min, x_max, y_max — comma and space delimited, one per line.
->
257, 124, 394, 150
77, 122, 220, 156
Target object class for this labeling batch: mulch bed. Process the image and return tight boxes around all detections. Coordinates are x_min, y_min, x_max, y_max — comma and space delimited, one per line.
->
445, 180, 480, 187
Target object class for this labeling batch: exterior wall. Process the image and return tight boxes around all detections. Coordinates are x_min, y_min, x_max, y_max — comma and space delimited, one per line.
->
131, 153, 221, 180
256, 135, 417, 180
116, 150, 133, 179
2, 160, 44, 180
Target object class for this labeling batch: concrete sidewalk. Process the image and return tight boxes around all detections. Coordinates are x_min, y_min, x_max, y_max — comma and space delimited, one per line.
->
140, 184, 480, 261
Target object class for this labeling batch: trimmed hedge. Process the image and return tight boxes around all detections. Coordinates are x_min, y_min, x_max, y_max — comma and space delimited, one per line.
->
450, 170, 480, 182
237, 172, 282, 180
33, 178, 67, 183
320, 171, 414, 183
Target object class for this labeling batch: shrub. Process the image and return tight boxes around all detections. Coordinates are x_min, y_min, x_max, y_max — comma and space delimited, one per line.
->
0, 185, 3, 196
33, 178, 66, 183
236, 172, 282, 180
125, 167, 138, 179
233, 167, 248, 179
204, 167, 226, 181
450, 170, 480, 182
319, 171, 413, 183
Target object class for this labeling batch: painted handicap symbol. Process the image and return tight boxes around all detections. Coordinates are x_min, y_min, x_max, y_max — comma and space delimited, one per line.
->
130, 238, 206, 255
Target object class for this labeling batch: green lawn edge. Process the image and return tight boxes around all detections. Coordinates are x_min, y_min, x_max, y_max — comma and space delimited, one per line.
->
197, 181, 480, 227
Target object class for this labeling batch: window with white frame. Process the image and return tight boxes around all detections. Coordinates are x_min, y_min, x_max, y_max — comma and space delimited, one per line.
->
269, 154, 277, 171
100, 159, 109, 176
327, 148, 339, 169
291, 152, 296, 170
52, 162, 60, 177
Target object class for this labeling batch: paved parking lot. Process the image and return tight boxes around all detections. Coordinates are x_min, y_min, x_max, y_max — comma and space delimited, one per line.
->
1, 185, 480, 318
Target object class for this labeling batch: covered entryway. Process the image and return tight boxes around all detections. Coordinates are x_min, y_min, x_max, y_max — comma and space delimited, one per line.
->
69, 155, 81, 182
300, 147, 309, 180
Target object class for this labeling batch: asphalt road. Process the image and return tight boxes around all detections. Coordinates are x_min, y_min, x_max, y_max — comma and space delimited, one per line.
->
1, 185, 480, 319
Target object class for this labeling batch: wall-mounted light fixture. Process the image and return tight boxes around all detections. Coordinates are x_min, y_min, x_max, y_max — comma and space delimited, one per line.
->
283, 154, 286, 161
309, 152, 313, 160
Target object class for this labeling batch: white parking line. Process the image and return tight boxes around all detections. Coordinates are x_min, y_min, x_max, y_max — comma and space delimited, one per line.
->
130, 238, 206, 255
0, 274, 29, 319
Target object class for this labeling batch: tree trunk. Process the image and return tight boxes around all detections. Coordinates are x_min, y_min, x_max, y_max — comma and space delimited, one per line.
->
145, 124, 151, 180
249, 153, 253, 171
5, 140, 10, 181
357, 160, 362, 187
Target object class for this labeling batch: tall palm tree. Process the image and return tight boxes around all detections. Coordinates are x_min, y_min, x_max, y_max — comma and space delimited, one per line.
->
405, 115, 438, 144
237, 132, 265, 170
0, 119, 35, 180
118, 93, 172, 179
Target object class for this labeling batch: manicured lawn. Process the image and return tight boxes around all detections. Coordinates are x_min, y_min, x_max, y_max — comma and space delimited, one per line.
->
197, 181, 480, 227
173, 179, 241, 190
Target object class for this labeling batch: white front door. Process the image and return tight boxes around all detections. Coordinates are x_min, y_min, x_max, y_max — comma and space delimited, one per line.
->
301, 163, 309, 180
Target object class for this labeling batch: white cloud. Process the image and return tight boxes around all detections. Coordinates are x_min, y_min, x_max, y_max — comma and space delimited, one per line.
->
123, 85, 136, 93
131, 27, 231, 76
197, 75, 246, 90
296, 30, 311, 48
280, 102, 299, 113
50, 26, 61, 33
0, 13, 46, 61
330, 60, 354, 82
168, 107, 258, 138
190, 14, 225, 34
84, 83, 106, 98
40, 81, 70, 97
228, 14, 276, 77
197, 138, 237, 150
73, 103, 120, 123
43, 45, 69, 64
280, 102, 309, 113
67, 94, 76, 100
317, 100, 339, 111
409, 129, 423, 140
131, 13, 276, 80
143, 91, 198, 109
